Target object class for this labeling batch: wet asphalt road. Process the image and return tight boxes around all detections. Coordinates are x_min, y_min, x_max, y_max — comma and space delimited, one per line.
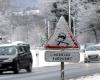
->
0, 63, 100, 80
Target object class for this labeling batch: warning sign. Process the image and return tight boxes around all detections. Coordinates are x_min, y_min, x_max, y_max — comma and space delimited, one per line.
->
45, 16, 80, 50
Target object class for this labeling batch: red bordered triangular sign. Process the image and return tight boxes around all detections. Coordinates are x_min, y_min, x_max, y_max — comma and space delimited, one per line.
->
45, 16, 80, 50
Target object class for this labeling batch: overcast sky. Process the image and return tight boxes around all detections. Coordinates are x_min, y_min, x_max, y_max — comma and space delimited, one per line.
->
10, 0, 39, 10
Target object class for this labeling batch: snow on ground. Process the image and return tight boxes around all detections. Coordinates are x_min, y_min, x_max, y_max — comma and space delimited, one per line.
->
31, 49, 85, 67
69, 73, 100, 80
31, 49, 100, 80
31, 49, 60, 67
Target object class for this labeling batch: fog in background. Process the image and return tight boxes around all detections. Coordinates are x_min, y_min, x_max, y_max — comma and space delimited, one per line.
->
0, 0, 100, 47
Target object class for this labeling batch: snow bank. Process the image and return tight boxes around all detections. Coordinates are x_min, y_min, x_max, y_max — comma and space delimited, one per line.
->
31, 49, 85, 67
70, 73, 100, 80
31, 49, 60, 67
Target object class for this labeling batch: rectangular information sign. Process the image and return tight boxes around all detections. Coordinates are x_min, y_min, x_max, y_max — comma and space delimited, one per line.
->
45, 50, 80, 62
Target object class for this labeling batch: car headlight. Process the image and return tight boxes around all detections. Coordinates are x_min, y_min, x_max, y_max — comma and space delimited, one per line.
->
4, 59, 13, 62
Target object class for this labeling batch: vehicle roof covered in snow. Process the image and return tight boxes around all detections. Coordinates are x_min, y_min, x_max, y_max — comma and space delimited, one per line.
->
0, 41, 29, 47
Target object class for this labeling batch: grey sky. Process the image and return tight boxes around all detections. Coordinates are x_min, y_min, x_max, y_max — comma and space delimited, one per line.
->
10, 0, 39, 10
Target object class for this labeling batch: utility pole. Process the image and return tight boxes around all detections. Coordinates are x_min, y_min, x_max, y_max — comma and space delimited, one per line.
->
11, 24, 15, 42
68, 0, 74, 34
45, 19, 48, 40
47, 21, 50, 38
69, 0, 71, 30
27, 24, 29, 43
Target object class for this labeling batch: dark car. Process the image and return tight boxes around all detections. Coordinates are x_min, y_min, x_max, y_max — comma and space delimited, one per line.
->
0, 42, 33, 74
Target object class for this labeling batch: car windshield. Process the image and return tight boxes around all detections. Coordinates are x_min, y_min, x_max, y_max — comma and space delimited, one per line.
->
86, 46, 100, 51
0, 46, 16, 55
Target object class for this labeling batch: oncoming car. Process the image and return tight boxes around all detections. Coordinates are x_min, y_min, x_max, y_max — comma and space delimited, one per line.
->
84, 44, 100, 63
0, 42, 33, 74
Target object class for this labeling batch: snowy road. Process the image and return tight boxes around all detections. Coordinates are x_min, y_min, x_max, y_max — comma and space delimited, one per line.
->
0, 63, 100, 80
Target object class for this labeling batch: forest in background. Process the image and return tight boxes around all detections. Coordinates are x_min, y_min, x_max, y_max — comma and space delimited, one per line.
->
0, 0, 100, 47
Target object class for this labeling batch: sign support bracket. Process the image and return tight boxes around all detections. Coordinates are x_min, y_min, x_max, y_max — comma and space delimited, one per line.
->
61, 62, 64, 80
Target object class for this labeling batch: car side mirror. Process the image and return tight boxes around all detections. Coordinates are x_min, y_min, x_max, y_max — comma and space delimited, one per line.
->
18, 51, 24, 55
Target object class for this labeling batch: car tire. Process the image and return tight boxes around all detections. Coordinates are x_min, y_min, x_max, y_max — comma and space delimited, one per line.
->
84, 60, 88, 63
84, 61, 87, 63
26, 62, 32, 72
14, 63, 20, 74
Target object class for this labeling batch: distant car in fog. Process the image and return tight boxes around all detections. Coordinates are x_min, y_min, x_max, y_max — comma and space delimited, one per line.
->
82, 44, 100, 63
0, 42, 33, 74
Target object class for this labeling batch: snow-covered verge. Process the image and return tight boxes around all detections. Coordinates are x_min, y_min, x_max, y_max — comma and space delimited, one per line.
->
31, 49, 60, 67
31, 49, 85, 67
31, 49, 100, 80
69, 73, 100, 80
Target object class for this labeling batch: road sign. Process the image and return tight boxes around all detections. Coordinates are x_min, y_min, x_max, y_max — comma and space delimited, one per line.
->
45, 16, 80, 50
45, 16, 80, 62
45, 16, 80, 80
45, 50, 80, 62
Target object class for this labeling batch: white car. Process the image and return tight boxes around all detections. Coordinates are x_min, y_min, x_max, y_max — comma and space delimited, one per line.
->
83, 44, 100, 63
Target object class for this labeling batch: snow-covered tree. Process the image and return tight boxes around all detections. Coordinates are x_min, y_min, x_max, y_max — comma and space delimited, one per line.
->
40, 0, 100, 44
0, 12, 11, 43
8, 9, 46, 47
71, 0, 100, 44
0, 0, 11, 13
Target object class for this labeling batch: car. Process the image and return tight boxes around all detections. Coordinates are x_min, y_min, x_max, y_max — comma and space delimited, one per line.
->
83, 44, 100, 63
0, 42, 33, 74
